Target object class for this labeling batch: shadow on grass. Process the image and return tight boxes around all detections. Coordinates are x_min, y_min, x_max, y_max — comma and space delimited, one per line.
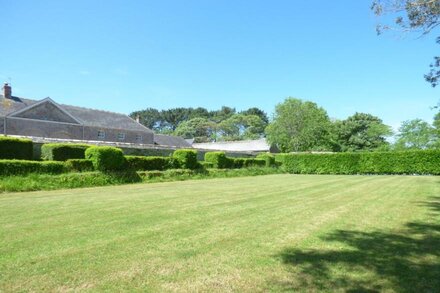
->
274, 197, 440, 292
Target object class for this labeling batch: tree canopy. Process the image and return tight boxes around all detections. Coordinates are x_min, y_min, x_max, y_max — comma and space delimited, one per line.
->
130, 106, 268, 142
394, 118, 435, 149
265, 98, 333, 152
334, 113, 392, 152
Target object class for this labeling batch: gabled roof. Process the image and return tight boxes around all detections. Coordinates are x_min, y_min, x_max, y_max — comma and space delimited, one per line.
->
9, 97, 83, 124
154, 134, 193, 148
0, 94, 153, 133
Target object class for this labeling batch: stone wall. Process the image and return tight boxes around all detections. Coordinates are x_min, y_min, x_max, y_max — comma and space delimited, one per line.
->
3, 117, 154, 145
83, 126, 154, 144
6, 118, 83, 139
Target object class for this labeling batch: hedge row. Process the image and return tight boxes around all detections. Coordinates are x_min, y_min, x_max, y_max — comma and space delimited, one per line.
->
0, 160, 66, 176
41, 143, 90, 161
125, 156, 177, 171
283, 150, 440, 175
173, 149, 199, 169
204, 151, 266, 169
85, 146, 126, 172
0, 137, 33, 160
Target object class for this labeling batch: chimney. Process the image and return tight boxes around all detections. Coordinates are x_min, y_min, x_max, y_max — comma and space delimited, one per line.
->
2, 83, 11, 99
136, 115, 140, 123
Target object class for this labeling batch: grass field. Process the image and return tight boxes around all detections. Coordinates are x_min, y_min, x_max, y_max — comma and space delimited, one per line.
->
1, 175, 439, 292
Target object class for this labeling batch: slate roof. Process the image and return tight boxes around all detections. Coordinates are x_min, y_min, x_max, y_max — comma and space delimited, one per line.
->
0, 95, 153, 133
0, 95, 38, 116
192, 138, 271, 152
154, 134, 193, 148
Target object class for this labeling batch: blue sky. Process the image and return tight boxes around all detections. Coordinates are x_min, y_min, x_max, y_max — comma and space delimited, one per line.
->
1, 0, 438, 131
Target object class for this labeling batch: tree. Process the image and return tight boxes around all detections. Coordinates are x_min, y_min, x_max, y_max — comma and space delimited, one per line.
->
335, 112, 392, 152
372, 0, 440, 86
240, 107, 269, 125
394, 118, 435, 149
265, 98, 333, 152
130, 108, 161, 130
209, 106, 236, 123
217, 114, 266, 141
174, 117, 217, 142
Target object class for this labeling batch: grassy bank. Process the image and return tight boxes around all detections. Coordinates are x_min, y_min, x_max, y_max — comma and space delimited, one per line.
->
0, 167, 284, 193
1, 175, 439, 291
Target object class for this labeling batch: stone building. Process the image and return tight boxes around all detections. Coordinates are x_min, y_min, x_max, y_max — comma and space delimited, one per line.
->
0, 83, 155, 144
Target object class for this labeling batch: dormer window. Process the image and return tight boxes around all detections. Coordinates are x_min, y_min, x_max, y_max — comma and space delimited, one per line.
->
136, 134, 142, 143
97, 130, 105, 139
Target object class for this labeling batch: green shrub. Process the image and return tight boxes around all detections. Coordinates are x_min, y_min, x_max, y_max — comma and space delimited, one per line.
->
41, 143, 90, 161
85, 146, 126, 172
125, 156, 172, 171
0, 160, 66, 176
256, 153, 276, 167
65, 159, 94, 172
199, 161, 214, 169
0, 136, 33, 160
283, 150, 440, 175
232, 158, 266, 168
204, 152, 231, 169
172, 149, 199, 169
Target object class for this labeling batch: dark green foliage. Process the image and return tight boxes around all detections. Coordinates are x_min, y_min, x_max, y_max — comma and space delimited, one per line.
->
122, 147, 175, 157
204, 152, 231, 169
232, 158, 266, 168
125, 156, 173, 171
256, 153, 276, 167
85, 146, 126, 172
41, 143, 90, 161
65, 159, 94, 172
0, 137, 33, 160
283, 150, 440, 175
334, 113, 392, 152
0, 160, 66, 176
172, 149, 199, 169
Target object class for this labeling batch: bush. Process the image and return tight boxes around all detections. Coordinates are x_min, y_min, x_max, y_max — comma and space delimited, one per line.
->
256, 153, 276, 167
233, 158, 266, 168
41, 143, 90, 161
0, 160, 66, 176
173, 149, 199, 169
199, 161, 214, 169
0, 136, 33, 160
204, 152, 231, 169
125, 156, 172, 171
85, 146, 126, 172
65, 159, 94, 172
283, 150, 440, 175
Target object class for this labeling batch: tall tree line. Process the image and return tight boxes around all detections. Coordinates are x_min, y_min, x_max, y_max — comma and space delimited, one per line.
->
130, 106, 269, 142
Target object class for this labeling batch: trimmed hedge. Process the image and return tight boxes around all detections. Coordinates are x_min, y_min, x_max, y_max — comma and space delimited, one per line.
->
0, 160, 66, 176
0, 137, 33, 160
65, 159, 95, 172
173, 149, 199, 169
256, 153, 276, 167
204, 152, 231, 169
41, 143, 90, 161
85, 146, 126, 172
232, 158, 266, 168
125, 156, 173, 171
283, 150, 440, 175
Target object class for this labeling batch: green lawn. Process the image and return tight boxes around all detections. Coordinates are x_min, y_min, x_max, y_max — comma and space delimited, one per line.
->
1, 175, 439, 292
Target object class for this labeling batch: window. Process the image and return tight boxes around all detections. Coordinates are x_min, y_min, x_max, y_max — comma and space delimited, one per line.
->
136, 134, 142, 143
97, 130, 105, 139
118, 133, 126, 141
